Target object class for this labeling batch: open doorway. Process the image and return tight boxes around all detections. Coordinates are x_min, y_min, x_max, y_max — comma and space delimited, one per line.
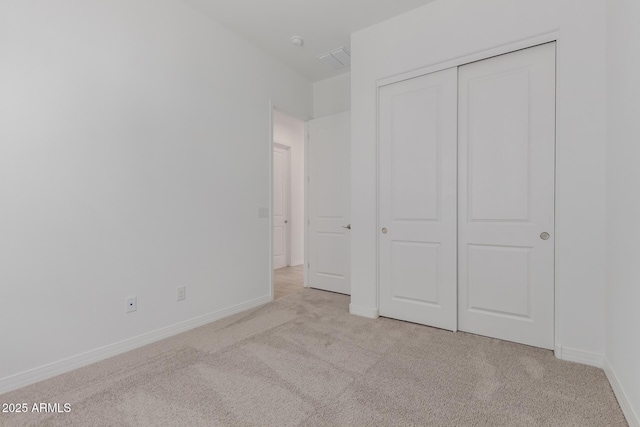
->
272, 109, 306, 300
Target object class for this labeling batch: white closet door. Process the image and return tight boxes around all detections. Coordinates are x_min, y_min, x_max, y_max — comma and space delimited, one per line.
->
273, 145, 290, 270
458, 43, 556, 349
379, 68, 458, 331
308, 112, 351, 295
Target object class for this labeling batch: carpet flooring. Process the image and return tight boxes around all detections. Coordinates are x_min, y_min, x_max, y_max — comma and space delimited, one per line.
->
0, 289, 627, 426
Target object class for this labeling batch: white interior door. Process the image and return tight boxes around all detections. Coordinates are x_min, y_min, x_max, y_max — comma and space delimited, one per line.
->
308, 112, 351, 295
458, 43, 556, 349
378, 68, 458, 331
273, 144, 290, 270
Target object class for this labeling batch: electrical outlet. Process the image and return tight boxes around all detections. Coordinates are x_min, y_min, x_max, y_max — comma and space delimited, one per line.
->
257, 207, 269, 218
126, 296, 137, 313
177, 286, 186, 301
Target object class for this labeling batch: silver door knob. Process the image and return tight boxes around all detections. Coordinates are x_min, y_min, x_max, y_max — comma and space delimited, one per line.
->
284, 220, 288, 224
381, 227, 388, 234
540, 232, 550, 240
341, 224, 351, 230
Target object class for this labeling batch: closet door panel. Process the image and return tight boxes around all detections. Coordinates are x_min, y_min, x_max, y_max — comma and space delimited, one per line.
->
458, 43, 556, 349
378, 67, 458, 331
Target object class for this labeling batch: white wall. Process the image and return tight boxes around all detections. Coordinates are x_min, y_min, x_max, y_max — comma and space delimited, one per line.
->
273, 110, 305, 266
351, 0, 608, 361
0, 0, 312, 390
313, 72, 351, 118
606, 0, 640, 423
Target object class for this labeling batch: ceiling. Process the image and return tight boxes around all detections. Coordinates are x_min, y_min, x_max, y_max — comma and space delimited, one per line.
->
182, 0, 437, 82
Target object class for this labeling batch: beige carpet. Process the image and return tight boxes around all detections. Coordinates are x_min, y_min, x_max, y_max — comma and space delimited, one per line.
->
0, 289, 627, 426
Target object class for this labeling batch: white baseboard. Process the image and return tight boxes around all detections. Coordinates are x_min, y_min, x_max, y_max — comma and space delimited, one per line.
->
554, 344, 563, 360
0, 295, 272, 396
290, 260, 304, 267
604, 358, 640, 427
555, 344, 604, 368
349, 304, 379, 319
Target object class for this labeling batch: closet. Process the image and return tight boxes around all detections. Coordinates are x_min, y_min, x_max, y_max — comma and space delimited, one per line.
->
378, 42, 556, 350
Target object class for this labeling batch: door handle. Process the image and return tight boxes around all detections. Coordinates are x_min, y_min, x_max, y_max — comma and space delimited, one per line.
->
341, 224, 351, 230
284, 220, 288, 224
540, 232, 550, 240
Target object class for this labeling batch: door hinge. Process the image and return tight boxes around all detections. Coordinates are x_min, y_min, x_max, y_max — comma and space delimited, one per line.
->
308, 262, 310, 269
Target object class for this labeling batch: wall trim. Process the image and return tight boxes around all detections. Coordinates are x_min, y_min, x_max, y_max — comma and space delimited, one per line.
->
273, 138, 292, 148
604, 358, 640, 427
269, 100, 275, 301
349, 304, 379, 319
0, 295, 272, 396
554, 344, 563, 360
303, 121, 309, 288
555, 344, 604, 368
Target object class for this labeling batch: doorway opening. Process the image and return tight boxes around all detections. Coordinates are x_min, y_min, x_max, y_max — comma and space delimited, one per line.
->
272, 109, 306, 300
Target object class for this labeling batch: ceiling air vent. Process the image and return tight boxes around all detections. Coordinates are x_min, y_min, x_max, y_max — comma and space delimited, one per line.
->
318, 47, 351, 70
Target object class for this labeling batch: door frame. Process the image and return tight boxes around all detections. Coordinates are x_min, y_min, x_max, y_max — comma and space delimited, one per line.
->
375, 32, 561, 353
268, 103, 310, 301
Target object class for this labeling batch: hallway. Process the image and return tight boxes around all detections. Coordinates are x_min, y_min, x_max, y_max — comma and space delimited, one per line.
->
274, 265, 304, 300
